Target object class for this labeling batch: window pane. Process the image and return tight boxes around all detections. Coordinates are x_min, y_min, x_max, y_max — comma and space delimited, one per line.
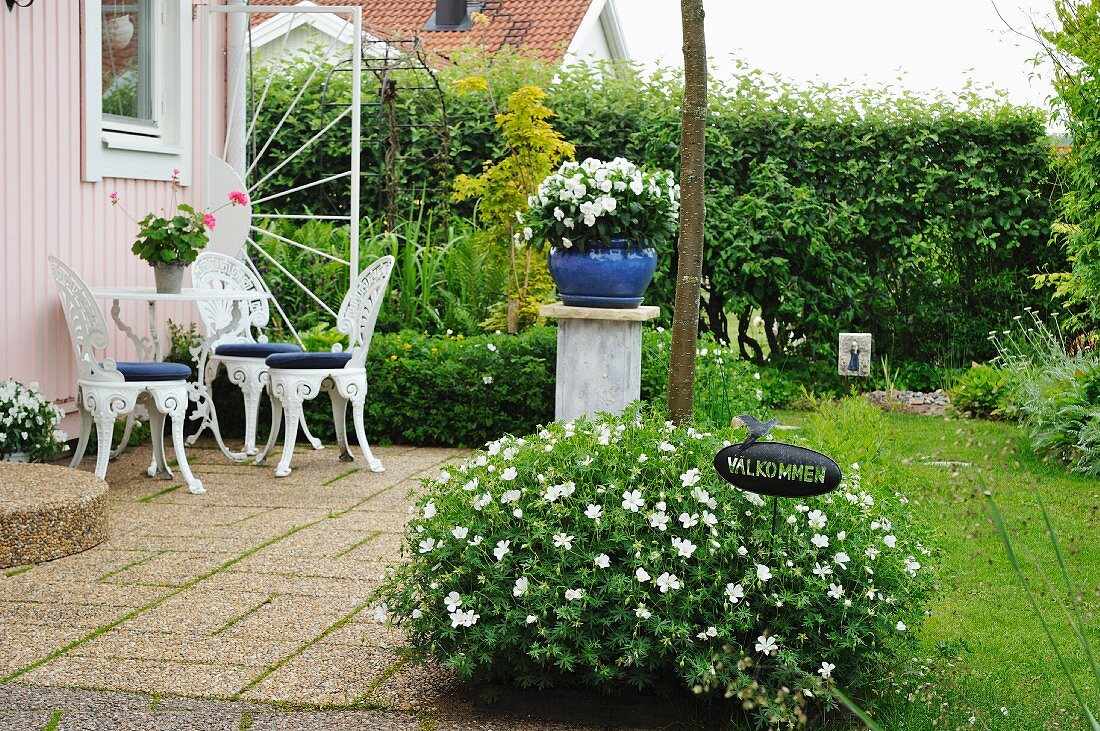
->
102, 1, 155, 125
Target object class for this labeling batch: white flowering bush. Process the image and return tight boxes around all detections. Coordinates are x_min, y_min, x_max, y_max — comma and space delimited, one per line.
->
0, 380, 67, 461
519, 157, 680, 252
376, 406, 935, 727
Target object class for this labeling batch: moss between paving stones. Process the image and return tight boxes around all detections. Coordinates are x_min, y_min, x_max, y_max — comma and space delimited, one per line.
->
0, 463, 108, 569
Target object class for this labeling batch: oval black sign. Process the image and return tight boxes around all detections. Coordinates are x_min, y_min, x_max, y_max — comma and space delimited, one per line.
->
713, 441, 842, 497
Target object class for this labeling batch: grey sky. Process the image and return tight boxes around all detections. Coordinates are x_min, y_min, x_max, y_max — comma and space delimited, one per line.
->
614, 1, 1057, 114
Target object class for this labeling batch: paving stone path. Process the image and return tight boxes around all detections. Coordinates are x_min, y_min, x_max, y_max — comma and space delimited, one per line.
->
0, 443, 662, 730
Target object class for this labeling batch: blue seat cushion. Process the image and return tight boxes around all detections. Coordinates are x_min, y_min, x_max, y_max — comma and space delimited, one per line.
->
265, 351, 353, 370
214, 342, 303, 358
115, 361, 192, 382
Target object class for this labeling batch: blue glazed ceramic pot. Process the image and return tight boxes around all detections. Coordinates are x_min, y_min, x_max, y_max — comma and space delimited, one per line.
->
547, 238, 658, 309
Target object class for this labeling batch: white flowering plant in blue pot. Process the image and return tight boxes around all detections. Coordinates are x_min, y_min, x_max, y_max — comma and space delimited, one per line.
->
519, 158, 680, 308
375, 406, 936, 727
0, 380, 67, 462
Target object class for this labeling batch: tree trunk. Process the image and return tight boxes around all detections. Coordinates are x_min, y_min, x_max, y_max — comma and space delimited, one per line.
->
666, 0, 708, 423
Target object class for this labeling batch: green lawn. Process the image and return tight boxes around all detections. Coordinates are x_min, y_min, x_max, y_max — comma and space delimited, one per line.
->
783, 407, 1100, 730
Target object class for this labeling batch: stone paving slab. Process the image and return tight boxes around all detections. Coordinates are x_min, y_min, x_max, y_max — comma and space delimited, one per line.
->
56, 710, 241, 731
18, 655, 264, 698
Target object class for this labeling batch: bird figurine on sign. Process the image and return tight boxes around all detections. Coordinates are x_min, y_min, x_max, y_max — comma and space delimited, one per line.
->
730, 413, 779, 452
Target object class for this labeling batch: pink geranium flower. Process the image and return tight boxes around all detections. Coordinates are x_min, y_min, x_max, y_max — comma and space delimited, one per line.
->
203, 213, 217, 230
228, 190, 249, 207
109, 192, 118, 204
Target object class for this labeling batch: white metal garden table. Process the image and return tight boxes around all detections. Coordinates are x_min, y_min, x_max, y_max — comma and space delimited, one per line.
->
90, 286, 272, 463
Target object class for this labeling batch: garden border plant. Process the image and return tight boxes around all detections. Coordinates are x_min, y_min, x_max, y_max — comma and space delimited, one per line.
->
375, 404, 936, 729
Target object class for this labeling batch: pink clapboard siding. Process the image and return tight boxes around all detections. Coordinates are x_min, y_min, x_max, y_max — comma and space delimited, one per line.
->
0, 1, 227, 432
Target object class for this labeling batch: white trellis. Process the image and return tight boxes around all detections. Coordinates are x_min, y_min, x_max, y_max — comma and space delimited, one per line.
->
201, 3, 363, 345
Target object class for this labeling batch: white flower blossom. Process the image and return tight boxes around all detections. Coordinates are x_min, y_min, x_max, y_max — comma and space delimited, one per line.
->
423, 501, 437, 519
552, 532, 574, 550
565, 588, 585, 601
725, 582, 745, 604
656, 572, 681, 593
513, 577, 529, 596
584, 504, 603, 521
444, 591, 462, 612
811, 533, 830, 549
754, 635, 778, 656
621, 489, 644, 512
756, 564, 772, 582
635, 567, 651, 583
500, 466, 518, 481
634, 605, 651, 619
827, 583, 844, 599
680, 468, 701, 488
819, 662, 835, 679
671, 537, 697, 558
493, 540, 510, 561
594, 553, 611, 569
451, 526, 469, 540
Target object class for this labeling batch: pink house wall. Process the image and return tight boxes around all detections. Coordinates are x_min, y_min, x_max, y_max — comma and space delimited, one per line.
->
0, 1, 227, 432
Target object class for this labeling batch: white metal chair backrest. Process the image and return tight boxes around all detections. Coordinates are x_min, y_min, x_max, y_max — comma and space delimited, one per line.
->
338, 255, 394, 368
48, 256, 117, 380
192, 252, 270, 347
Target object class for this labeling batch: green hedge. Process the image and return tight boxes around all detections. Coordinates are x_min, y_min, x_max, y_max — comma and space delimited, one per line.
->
203, 327, 783, 448
254, 52, 1061, 367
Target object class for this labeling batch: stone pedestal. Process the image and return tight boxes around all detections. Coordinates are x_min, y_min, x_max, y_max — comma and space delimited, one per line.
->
540, 302, 661, 422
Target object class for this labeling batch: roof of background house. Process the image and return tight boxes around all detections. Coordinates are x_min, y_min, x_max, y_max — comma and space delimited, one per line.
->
252, 0, 597, 62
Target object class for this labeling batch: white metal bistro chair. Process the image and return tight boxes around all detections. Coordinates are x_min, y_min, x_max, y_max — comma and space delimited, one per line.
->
48, 256, 204, 494
190, 252, 323, 457
255, 255, 394, 477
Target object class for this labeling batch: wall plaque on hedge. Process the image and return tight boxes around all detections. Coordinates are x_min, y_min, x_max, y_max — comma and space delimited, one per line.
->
838, 332, 872, 377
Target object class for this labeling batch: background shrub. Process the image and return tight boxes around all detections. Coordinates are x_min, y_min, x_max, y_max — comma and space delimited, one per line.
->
253, 52, 1061, 368
992, 312, 1100, 474
376, 405, 935, 728
948, 364, 1014, 419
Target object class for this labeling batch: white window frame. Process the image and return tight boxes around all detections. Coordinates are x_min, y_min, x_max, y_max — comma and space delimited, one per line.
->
83, 0, 192, 183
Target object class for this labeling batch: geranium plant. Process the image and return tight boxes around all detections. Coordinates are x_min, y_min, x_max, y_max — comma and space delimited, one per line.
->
375, 406, 935, 728
519, 157, 680, 252
111, 169, 249, 265
0, 380, 67, 462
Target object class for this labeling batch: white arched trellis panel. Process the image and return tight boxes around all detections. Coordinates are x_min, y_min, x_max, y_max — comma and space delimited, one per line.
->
201, 3, 363, 346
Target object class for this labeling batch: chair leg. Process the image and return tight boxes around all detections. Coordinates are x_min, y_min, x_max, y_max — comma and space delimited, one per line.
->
70, 404, 92, 468
254, 396, 282, 466
241, 379, 263, 456
351, 395, 384, 473
168, 408, 204, 495
92, 413, 116, 480
112, 412, 136, 459
329, 391, 353, 462
274, 400, 302, 478
300, 415, 324, 451
147, 407, 172, 480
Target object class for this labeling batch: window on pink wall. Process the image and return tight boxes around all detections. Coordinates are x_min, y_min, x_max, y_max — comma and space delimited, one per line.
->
83, 0, 193, 183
